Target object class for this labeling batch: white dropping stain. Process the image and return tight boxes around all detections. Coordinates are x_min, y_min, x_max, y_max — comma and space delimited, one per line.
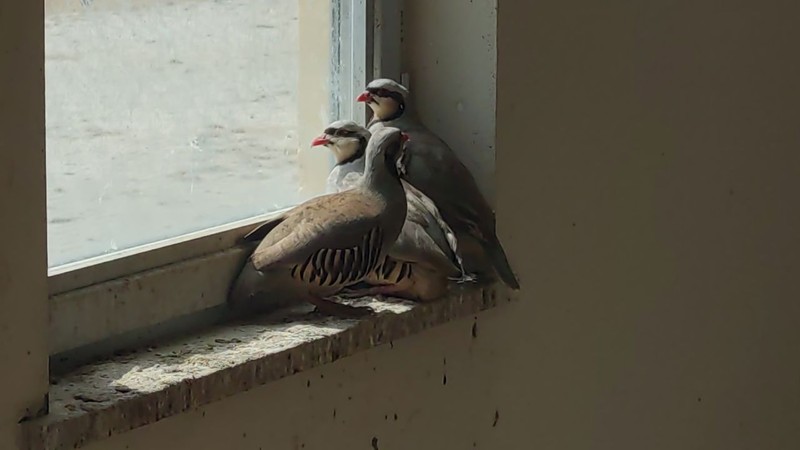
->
109, 240, 118, 251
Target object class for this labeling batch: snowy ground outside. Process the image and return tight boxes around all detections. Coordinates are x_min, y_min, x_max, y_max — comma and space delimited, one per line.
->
46, 0, 304, 266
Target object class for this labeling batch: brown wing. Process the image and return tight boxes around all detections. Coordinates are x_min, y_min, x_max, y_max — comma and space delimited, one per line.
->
242, 213, 287, 243
399, 126, 519, 288
387, 181, 462, 275
372, 117, 494, 238
249, 190, 386, 276
287, 226, 385, 287
403, 138, 493, 231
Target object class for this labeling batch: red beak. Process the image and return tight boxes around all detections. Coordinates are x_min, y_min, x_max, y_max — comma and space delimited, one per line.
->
311, 134, 330, 147
356, 91, 371, 102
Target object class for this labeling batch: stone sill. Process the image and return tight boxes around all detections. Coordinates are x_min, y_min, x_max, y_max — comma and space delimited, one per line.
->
22, 283, 514, 450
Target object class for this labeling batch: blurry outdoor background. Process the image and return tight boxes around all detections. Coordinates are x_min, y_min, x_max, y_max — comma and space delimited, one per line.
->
45, 0, 304, 266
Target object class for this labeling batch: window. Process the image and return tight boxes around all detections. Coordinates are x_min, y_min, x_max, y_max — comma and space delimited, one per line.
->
46, 0, 399, 366
46, 0, 307, 267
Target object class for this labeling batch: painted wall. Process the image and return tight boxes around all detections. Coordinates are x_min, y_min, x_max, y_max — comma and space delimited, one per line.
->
3, 0, 800, 448
0, 2, 49, 449
493, 1, 800, 448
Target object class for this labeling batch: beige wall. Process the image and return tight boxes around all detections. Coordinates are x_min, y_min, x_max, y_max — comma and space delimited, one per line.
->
493, 0, 800, 448
5, 0, 800, 448
0, 2, 49, 449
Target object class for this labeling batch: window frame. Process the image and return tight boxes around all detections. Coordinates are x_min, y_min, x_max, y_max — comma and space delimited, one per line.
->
48, 0, 403, 371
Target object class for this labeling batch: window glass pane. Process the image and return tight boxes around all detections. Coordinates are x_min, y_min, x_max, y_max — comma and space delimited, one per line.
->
46, 0, 335, 267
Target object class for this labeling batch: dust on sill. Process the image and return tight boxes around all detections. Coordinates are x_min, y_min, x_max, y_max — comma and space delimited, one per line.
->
22, 283, 514, 450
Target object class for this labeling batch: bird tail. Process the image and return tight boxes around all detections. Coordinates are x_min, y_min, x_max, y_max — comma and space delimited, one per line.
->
483, 235, 520, 290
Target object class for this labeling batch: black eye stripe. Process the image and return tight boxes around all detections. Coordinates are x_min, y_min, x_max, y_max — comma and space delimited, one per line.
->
327, 128, 358, 137
368, 88, 404, 104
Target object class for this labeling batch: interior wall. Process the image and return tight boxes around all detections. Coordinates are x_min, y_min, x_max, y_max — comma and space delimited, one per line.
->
493, 0, 800, 448
0, 2, 49, 449
4, 0, 799, 449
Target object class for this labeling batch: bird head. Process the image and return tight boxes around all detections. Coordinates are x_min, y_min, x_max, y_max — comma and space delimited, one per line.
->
311, 120, 371, 165
356, 78, 409, 121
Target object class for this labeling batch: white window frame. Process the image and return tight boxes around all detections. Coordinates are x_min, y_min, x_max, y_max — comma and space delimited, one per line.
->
49, 0, 403, 372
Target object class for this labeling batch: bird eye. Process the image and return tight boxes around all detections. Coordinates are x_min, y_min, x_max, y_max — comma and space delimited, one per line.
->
334, 129, 345, 137
376, 88, 389, 97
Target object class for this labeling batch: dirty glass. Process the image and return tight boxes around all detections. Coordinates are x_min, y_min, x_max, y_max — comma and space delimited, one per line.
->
45, 0, 307, 267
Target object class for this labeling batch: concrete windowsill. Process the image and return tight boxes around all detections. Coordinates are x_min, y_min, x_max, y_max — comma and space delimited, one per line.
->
22, 283, 514, 450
